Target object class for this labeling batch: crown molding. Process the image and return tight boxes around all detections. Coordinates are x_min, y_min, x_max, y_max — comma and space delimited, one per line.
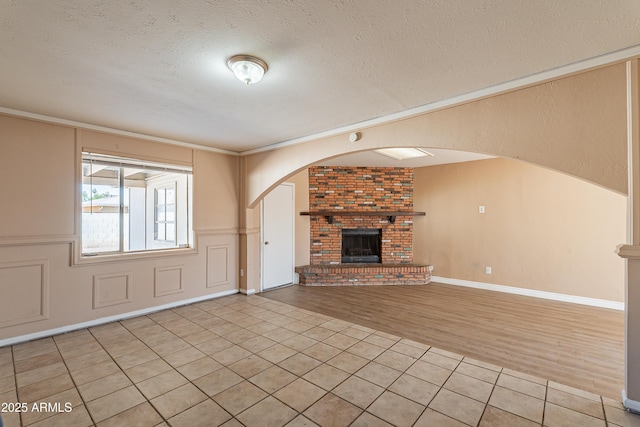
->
241, 44, 640, 156
0, 107, 240, 156
4, 44, 640, 158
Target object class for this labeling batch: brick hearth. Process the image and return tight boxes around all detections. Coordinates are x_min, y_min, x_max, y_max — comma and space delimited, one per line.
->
296, 264, 431, 286
298, 166, 430, 286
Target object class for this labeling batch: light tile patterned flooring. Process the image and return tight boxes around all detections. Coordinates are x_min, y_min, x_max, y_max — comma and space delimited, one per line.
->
1, 294, 639, 427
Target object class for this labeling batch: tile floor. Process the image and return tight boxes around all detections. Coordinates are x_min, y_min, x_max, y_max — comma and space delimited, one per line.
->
0, 293, 639, 427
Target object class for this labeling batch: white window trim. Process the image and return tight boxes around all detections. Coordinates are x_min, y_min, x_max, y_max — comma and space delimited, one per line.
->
74, 151, 196, 265
72, 242, 197, 266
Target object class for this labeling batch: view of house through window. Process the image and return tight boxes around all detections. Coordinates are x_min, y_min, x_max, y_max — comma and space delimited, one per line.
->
81, 153, 192, 255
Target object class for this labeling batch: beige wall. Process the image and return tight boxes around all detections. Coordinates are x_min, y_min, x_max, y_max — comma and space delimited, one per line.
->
0, 61, 631, 340
290, 158, 625, 301
193, 149, 239, 231
240, 63, 628, 296
0, 114, 240, 341
244, 63, 627, 208
288, 170, 310, 267
414, 158, 626, 301
0, 117, 76, 237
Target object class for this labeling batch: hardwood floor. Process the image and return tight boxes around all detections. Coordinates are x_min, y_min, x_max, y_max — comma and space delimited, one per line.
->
260, 282, 625, 399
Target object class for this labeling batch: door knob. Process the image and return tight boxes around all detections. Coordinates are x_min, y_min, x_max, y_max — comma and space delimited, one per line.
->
265, 241, 270, 245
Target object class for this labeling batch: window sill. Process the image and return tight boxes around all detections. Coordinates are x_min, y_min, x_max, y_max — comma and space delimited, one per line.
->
72, 246, 197, 266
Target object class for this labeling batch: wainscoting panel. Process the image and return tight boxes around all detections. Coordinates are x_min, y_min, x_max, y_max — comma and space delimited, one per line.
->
93, 271, 132, 309
207, 245, 230, 288
0, 259, 49, 327
154, 265, 184, 297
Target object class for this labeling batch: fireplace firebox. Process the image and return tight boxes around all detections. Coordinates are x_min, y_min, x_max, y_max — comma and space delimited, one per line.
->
342, 229, 382, 264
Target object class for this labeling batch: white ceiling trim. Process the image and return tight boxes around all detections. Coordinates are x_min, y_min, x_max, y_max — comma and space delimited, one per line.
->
3, 43, 639, 158
241, 44, 640, 156
0, 107, 239, 156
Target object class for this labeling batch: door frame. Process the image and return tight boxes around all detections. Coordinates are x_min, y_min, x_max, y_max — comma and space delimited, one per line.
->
260, 182, 295, 292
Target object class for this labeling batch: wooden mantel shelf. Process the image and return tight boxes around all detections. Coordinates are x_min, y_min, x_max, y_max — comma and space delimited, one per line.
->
300, 211, 425, 224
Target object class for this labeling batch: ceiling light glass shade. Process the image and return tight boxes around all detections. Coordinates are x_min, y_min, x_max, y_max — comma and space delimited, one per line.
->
227, 55, 268, 84
374, 147, 435, 160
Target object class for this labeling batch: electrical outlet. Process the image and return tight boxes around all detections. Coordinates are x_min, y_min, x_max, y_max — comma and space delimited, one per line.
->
485, 266, 492, 274
479, 205, 485, 214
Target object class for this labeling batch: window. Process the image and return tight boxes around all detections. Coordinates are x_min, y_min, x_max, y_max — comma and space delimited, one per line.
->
81, 152, 192, 256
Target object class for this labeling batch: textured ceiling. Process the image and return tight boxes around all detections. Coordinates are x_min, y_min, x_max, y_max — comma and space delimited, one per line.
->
2, 1, 640, 153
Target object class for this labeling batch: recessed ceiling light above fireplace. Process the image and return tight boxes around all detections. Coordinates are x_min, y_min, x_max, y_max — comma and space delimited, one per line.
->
374, 147, 435, 160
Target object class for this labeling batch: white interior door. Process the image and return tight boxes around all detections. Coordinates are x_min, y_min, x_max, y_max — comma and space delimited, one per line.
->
262, 183, 295, 290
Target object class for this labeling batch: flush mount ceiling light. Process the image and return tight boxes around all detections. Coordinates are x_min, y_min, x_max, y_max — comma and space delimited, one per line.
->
227, 55, 268, 85
374, 147, 435, 160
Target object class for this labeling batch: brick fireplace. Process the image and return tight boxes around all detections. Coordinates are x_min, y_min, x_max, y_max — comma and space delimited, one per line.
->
296, 166, 431, 286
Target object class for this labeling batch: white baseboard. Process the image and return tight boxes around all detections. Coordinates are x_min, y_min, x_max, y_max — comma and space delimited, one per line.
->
0, 288, 239, 347
239, 288, 256, 295
431, 276, 624, 311
623, 390, 640, 414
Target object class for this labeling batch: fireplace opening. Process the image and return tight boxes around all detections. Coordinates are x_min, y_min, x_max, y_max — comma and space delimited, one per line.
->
342, 228, 382, 264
